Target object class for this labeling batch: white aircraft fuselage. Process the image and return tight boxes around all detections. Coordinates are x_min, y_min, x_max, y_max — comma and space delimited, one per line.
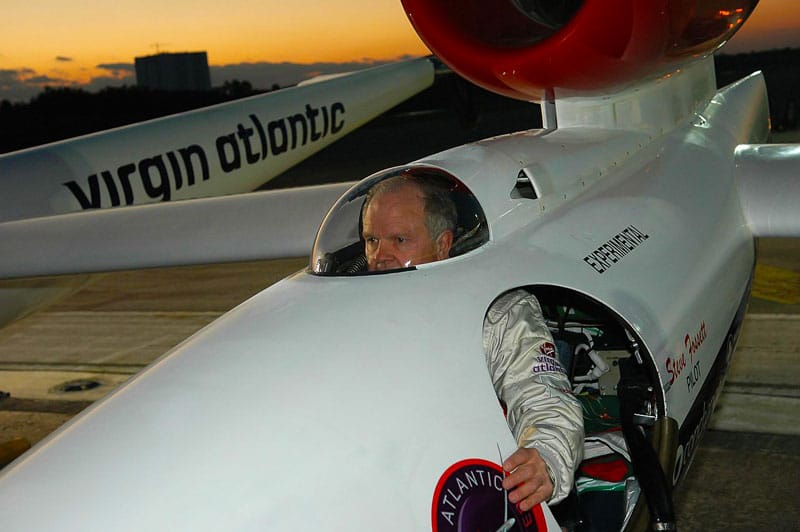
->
0, 53, 770, 530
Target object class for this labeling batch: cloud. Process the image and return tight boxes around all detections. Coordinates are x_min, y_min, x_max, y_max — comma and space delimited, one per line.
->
0, 69, 48, 102
0, 65, 133, 102
55, 56, 73, 62
26, 74, 70, 84
97, 63, 135, 73
0, 69, 21, 87
96, 63, 136, 81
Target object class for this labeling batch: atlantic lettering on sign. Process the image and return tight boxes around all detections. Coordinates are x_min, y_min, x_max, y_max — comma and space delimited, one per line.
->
63, 102, 346, 209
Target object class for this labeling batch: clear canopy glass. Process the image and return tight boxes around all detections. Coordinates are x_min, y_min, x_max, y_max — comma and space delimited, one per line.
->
310, 166, 489, 275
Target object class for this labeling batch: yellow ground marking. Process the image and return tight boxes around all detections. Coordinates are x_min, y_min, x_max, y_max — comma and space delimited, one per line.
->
752, 264, 800, 304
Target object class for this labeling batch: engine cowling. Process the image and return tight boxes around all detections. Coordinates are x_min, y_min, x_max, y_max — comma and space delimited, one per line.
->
402, 0, 759, 100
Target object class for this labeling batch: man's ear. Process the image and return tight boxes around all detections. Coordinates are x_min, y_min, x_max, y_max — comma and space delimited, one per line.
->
436, 230, 454, 259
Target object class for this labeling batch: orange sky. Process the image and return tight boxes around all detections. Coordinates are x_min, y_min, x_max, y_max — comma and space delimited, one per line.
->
1, 0, 427, 86
725, 0, 800, 52
0, 0, 798, 100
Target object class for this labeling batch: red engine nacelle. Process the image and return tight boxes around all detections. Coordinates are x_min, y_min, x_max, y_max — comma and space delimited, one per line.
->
402, 0, 759, 100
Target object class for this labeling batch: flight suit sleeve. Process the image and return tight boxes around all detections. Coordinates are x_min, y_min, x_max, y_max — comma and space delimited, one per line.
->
483, 290, 584, 503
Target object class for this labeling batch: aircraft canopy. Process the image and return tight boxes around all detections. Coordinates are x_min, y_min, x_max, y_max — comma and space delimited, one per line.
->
310, 166, 489, 275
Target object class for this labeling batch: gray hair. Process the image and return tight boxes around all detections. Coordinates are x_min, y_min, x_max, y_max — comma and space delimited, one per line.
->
362, 174, 457, 240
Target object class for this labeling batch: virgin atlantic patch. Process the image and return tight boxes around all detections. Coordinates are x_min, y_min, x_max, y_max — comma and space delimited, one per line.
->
538, 342, 557, 358
531, 342, 565, 375
431, 459, 547, 531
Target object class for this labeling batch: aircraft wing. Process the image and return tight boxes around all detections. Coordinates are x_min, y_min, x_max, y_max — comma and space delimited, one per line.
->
0, 182, 354, 279
735, 143, 800, 237
0, 58, 433, 322
0, 57, 433, 222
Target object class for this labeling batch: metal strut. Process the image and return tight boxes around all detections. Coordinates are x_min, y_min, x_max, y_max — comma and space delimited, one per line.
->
617, 357, 677, 531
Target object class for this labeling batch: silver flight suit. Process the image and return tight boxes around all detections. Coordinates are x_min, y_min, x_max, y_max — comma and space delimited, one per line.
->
483, 289, 584, 503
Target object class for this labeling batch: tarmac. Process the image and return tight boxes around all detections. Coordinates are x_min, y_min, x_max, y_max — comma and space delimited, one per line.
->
0, 111, 798, 530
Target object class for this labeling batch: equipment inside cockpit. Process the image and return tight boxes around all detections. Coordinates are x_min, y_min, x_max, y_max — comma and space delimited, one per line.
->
535, 286, 674, 532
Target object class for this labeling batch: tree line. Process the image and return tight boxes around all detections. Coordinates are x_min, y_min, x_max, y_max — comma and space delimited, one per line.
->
0, 80, 264, 155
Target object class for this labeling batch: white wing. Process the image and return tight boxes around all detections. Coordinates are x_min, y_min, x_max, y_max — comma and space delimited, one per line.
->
0, 182, 354, 279
735, 143, 800, 237
0, 58, 433, 222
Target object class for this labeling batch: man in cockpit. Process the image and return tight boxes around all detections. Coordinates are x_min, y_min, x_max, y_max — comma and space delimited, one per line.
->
361, 175, 584, 511
361, 174, 455, 271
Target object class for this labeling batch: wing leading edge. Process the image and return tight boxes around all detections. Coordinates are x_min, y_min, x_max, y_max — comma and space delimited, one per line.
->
0, 182, 355, 280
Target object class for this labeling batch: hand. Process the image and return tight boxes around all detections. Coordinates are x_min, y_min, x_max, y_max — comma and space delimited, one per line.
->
501, 447, 554, 512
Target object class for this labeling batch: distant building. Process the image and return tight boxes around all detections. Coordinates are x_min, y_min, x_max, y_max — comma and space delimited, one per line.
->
135, 52, 212, 91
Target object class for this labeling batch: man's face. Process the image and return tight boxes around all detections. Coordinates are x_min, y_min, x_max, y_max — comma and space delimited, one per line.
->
362, 184, 452, 271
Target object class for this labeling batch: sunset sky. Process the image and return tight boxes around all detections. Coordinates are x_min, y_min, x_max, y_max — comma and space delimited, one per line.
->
1, 0, 799, 102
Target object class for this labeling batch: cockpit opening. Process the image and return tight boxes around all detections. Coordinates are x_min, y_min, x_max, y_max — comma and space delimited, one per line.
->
530, 285, 674, 531
311, 166, 489, 275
